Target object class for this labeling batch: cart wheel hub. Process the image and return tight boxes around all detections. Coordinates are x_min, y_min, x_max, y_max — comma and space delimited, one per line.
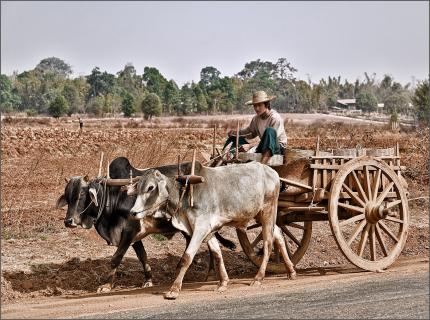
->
365, 202, 386, 224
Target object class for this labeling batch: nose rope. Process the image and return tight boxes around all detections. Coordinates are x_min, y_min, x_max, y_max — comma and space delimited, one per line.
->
78, 201, 93, 216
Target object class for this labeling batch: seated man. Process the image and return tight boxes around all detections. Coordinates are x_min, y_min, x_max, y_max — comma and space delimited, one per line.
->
224, 90, 287, 164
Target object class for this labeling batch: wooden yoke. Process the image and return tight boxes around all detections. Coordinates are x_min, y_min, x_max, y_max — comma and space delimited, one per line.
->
98, 152, 104, 177
212, 124, 217, 159
190, 149, 196, 207
235, 120, 240, 160
175, 175, 205, 185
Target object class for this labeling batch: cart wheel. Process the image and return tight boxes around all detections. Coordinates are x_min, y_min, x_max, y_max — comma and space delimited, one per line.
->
328, 156, 409, 271
236, 220, 312, 273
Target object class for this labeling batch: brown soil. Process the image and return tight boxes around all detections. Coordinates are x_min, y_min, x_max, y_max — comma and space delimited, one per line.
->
1, 114, 428, 306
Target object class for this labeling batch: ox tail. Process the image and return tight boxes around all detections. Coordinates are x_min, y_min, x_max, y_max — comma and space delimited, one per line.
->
215, 232, 236, 251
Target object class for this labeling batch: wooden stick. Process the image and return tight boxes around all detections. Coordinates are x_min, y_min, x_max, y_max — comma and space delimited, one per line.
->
279, 177, 313, 190
177, 155, 181, 176
190, 149, 196, 207
106, 160, 110, 179
316, 135, 320, 156
212, 125, 217, 159
235, 120, 240, 160
202, 147, 238, 166
322, 158, 327, 189
281, 206, 326, 212
98, 152, 104, 177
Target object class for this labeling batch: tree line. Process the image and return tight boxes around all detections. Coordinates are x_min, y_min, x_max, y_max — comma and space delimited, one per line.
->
0, 56, 428, 124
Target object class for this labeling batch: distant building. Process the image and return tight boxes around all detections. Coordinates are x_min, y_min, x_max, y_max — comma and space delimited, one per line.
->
336, 99, 356, 110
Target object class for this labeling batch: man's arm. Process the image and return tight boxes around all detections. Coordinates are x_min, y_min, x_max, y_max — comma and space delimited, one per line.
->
238, 117, 257, 139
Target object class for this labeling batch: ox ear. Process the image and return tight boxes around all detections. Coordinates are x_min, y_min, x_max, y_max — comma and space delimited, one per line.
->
89, 188, 99, 207
83, 175, 90, 182
154, 170, 162, 178
56, 195, 67, 209
64, 177, 69, 184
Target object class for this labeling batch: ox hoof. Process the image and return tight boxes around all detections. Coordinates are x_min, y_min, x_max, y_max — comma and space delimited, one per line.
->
97, 284, 113, 293
250, 280, 262, 287
288, 270, 297, 280
215, 284, 228, 293
164, 290, 179, 300
142, 280, 153, 288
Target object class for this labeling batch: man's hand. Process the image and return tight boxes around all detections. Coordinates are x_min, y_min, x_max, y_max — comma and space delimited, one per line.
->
227, 130, 235, 137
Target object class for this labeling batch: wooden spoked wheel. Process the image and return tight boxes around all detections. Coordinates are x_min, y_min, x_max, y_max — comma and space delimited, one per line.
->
328, 157, 409, 271
236, 219, 312, 273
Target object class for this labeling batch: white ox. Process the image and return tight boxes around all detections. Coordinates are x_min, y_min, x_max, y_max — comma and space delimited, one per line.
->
130, 161, 296, 300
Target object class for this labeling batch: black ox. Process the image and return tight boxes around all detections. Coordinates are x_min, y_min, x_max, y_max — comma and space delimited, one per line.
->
56, 157, 235, 293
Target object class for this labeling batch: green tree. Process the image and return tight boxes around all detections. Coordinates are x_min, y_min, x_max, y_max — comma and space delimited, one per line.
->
142, 67, 168, 98
356, 91, 377, 113
199, 66, 222, 112
35, 57, 72, 78
274, 58, 297, 82
86, 67, 116, 99
48, 95, 69, 118
199, 66, 221, 88
121, 93, 135, 117
62, 83, 80, 115
14, 70, 41, 111
86, 96, 105, 116
237, 59, 276, 80
217, 77, 236, 112
295, 80, 313, 112
141, 93, 162, 120
192, 83, 208, 113
0, 74, 21, 112
384, 93, 408, 115
163, 80, 181, 114
117, 63, 142, 98
411, 79, 429, 124
72, 76, 89, 112
178, 84, 195, 115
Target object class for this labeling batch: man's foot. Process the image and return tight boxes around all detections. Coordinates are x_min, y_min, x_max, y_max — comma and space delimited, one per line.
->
260, 151, 271, 164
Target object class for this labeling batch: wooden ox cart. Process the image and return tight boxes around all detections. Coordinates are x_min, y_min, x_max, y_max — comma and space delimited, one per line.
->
230, 141, 409, 273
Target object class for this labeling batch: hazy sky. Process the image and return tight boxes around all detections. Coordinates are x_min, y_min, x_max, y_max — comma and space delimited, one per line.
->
1, 1, 428, 86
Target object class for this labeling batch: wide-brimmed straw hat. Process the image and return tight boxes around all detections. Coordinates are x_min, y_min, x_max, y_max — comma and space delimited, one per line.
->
245, 90, 276, 105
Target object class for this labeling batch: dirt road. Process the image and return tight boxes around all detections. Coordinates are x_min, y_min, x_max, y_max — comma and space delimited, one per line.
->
2, 257, 428, 319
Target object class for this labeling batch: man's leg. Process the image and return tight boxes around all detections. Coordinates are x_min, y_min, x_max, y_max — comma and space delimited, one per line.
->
256, 127, 281, 164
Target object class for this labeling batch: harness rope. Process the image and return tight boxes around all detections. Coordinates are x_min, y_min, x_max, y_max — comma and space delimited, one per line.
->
173, 176, 190, 215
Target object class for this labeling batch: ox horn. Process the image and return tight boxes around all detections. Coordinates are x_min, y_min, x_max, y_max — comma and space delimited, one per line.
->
89, 188, 98, 207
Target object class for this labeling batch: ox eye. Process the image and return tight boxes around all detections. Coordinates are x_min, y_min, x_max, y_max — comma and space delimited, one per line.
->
147, 185, 154, 193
